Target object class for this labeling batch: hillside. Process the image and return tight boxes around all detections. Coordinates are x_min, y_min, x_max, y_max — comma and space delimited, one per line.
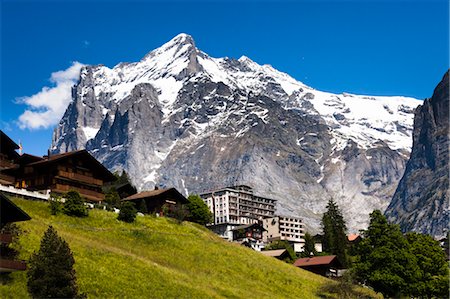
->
1, 198, 379, 298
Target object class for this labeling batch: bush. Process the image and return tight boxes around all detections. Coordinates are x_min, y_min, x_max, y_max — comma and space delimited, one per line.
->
117, 201, 137, 223
104, 189, 120, 208
27, 226, 84, 298
137, 199, 148, 214
186, 195, 212, 225
49, 201, 62, 216
63, 191, 88, 217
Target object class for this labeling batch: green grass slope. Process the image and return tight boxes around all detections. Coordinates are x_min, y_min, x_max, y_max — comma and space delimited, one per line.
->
1, 198, 379, 298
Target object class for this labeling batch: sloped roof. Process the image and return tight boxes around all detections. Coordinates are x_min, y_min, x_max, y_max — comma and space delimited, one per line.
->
0, 193, 31, 225
122, 188, 188, 203
0, 130, 19, 150
260, 249, 287, 257
231, 223, 267, 231
293, 255, 338, 267
27, 150, 116, 182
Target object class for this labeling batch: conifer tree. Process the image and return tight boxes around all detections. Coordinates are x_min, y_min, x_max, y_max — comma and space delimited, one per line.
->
321, 199, 348, 266
301, 232, 318, 257
27, 226, 82, 298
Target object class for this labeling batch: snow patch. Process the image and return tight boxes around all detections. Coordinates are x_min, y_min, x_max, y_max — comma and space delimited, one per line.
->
82, 126, 99, 141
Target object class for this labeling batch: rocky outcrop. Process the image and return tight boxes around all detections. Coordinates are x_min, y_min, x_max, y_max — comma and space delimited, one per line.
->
385, 71, 449, 238
51, 34, 422, 233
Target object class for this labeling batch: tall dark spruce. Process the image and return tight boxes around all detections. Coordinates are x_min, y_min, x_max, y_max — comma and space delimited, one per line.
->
321, 199, 348, 266
385, 70, 449, 238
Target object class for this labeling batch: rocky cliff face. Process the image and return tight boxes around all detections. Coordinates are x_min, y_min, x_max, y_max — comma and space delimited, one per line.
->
385, 71, 449, 238
51, 34, 421, 233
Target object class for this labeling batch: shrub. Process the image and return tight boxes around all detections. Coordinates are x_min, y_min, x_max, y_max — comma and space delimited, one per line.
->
104, 189, 120, 208
63, 191, 88, 217
186, 195, 212, 225
27, 226, 84, 298
117, 201, 137, 223
137, 199, 148, 214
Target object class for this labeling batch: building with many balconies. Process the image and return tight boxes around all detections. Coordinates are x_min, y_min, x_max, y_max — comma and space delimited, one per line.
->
263, 215, 305, 252
199, 185, 276, 241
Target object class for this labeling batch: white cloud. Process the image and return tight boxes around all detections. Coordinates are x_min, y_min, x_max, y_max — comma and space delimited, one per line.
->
17, 61, 84, 130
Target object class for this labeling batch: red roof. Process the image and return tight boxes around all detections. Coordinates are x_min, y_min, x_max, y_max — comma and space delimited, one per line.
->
293, 255, 338, 267
348, 234, 360, 242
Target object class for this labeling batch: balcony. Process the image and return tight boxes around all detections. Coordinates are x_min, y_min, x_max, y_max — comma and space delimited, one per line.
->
54, 184, 104, 202
0, 258, 26, 272
0, 234, 12, 244
57, 170, 103, 186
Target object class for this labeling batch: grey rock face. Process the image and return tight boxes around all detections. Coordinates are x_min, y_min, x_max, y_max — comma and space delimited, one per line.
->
385, 70, 449, 238
51, 34, 421, 233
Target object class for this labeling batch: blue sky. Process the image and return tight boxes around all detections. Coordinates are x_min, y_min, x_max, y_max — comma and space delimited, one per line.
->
1, 0, 448, 155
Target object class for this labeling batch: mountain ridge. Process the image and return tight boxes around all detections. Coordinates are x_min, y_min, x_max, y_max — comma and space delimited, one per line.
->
385, 70, 449, 238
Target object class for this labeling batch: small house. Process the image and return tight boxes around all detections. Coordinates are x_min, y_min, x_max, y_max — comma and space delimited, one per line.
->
293, 255, 344, 277
0, 193, 31, 272
232, 223, 266, 241
121, 187, 188, 215
260, 249, 290, 260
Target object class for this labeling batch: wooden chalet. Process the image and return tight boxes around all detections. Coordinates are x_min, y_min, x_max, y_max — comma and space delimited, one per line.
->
8, 150, 116, 202
0, 131, 20, 185
260, 249, 290, 260
122, 187, 188, 215
293, 255, 343, 277
0, 193, 31, 272
231, 223, 266, 241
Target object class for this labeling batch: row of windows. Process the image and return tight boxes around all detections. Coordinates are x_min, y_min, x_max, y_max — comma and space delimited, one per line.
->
281, 217, 302, 223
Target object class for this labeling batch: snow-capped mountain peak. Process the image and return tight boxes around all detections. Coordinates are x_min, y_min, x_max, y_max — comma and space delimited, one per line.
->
52, 33, 422, 233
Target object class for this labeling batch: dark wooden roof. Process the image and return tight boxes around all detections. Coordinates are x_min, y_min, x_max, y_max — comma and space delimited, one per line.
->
28, 150, 116, 182
294, 255, 340, 267
122, 188, 188, 204
16, 153, 43, 165
231, 223, 267, 232
0, 193, 31, 226
0, 131, 19, 159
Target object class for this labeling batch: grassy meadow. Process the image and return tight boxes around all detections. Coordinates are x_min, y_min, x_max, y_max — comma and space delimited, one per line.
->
0, 198, 380, 298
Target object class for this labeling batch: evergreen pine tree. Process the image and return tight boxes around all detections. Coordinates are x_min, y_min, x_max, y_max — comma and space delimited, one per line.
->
27, 226, 82, 298
301, 232, 318, 257
321, 199, 348, 266
353, 210, 420, 298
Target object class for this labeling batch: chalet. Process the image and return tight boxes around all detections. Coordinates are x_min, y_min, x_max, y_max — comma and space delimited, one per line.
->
231, 223, 267, 251
293, 255, 343, 277
0, 131, 20, 185
122, 187, 188, 215
0, 193, 31, 272
7, 150, 116, 202
260, 249, 291, 260
232, 223, 266, 241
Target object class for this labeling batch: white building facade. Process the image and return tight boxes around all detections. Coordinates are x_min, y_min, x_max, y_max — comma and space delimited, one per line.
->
263, 215, 305, 252
200, 185, 277, 241
200, 185, 277, 225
